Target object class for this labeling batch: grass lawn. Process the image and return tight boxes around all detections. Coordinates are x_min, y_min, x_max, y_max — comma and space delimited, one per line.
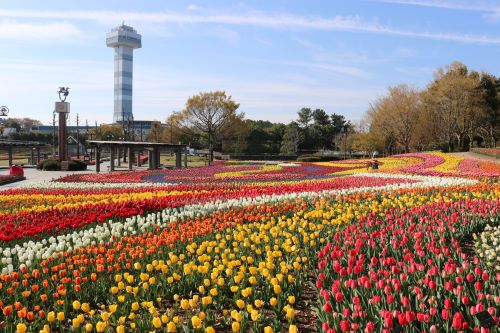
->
160, 154, 208, 167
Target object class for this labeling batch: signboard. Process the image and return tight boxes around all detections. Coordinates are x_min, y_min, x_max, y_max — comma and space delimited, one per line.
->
0, 106, 9, 117
55, 102, 70, 113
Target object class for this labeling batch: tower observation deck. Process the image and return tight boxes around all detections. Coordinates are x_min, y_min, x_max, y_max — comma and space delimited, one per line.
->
106, 24, 141, 123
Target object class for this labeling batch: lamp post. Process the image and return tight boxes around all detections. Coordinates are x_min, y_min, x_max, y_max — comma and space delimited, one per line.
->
52, 110, 57, 157
55, 87, 70, 162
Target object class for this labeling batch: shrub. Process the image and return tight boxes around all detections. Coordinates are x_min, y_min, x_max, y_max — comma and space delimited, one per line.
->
37, 159, 60, 171
297, 155, 322, 162
36, 159, 87, 171
297, 154, 343, 162
68, 160, 87, 171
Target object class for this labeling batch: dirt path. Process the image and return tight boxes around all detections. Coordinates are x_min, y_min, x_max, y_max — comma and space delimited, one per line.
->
451, 152, 499, 163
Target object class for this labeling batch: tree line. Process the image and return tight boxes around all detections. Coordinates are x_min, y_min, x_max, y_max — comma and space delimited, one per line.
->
3, 61, 497, 158
355, 61, 499, 155
165, 62, 497, 159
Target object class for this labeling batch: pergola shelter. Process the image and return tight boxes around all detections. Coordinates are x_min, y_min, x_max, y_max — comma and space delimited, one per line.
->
0, 140, 47, 167
86, 140, 187, 173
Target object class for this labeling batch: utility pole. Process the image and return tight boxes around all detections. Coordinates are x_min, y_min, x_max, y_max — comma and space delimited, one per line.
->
86, 119, 90, 160
121, 107, 126, 141
76, 113, 80, 159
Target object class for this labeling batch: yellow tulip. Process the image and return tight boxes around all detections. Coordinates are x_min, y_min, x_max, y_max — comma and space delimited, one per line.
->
191, 315, 202, 328
84, 323, 93, 332
72, 300, 81, 310
167, 321, 177, 332
16, 323, 27, 333
232, 322, 240, 332
273, 284, 282, 294
180, 299, 190, 310
131, 302, 140, 311
206, 326, 216, 333
96, 321, 107, 333
117, 325, 125, 333
101, 311, 110, 321
264, 326, 274, 333
250, 309, 260, 321
152, 317, 162, 329
285, 307, 295, 320
47, 311, 56, 322
236, 299, 245, 309
72, 318, 81, 329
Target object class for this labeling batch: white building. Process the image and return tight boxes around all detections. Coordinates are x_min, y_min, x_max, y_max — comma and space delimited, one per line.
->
106, 24, 142, 124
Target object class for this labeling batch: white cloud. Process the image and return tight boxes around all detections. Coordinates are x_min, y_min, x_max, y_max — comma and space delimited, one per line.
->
0, 20, 82, 41
376, 0, 491, 11
281, 61, 369, 78
187, 5, 201, 11
0, 9, 499, 44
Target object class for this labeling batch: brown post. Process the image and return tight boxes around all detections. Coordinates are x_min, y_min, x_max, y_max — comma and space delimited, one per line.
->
117, 147, 121, 167
155, 148, 161, 168
128, 147, 133, 170
148, 150, 154, 169
7, 146, 13, 167
184, 150, 188, 168
36, 147, 41, 164
110, 147, 115, 172
58, 111, 67, 161
31, 148, 35, 165
95, 147, 101, 173
175, 149, 181, 168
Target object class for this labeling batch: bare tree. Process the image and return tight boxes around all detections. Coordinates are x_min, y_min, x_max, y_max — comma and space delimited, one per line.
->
182, 91, 241, 163
369, 84, 421, 153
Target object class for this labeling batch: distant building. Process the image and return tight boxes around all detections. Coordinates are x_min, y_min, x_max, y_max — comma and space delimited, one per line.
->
34, 125, 90, 133
2, 128, 17, 138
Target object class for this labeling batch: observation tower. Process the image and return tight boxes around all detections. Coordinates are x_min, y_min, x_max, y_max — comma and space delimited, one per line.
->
106, 24, 142, 123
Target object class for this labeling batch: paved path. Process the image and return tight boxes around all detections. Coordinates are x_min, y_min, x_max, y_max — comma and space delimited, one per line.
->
0, 161, 109, 189
451, 152, 499, 163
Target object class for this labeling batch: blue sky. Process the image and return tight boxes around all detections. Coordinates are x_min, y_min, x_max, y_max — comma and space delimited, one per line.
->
1, 0, 500, 125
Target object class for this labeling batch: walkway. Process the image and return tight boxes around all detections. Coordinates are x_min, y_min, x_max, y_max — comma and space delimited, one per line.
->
451, 152, 499, 163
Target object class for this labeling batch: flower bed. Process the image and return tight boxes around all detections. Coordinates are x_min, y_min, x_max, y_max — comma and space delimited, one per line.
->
471, 148, 500, 158
0, 153, 499, 332
316, 198, 500, 332
0, 179, 496, 332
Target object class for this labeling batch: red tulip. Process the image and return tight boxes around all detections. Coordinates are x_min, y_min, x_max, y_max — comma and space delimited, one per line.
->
339, 320, 350, 332
452, 312, 464, 330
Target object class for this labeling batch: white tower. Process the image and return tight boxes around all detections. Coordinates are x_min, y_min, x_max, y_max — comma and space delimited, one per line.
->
106, 24, 141, 123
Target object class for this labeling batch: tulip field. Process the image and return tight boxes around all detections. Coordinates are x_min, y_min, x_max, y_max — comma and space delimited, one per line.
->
0, 152, 499, 332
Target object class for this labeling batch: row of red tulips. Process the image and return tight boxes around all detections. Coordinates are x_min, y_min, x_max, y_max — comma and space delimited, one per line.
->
316, 197, 500, 332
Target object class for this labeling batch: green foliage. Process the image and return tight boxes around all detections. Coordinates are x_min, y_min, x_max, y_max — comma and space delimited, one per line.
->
37, 159, 87, 171
244, 120, 286, 155
37, 159, 60, 171
297, 154, 342, 162
10, 132, 53, 143
280, 122, 303, 155
68, 160, 88, 171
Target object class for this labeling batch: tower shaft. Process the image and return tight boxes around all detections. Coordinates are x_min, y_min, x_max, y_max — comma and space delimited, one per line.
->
113, 46, 134, 123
